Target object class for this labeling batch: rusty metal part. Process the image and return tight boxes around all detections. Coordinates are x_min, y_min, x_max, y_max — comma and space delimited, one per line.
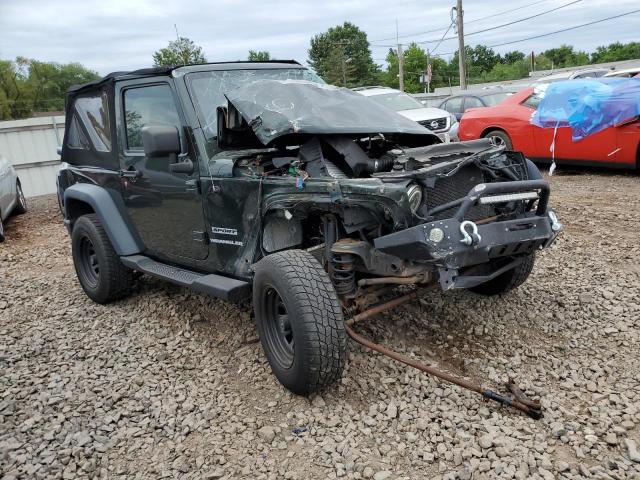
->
345, 292, 543, 419
346, 291, 418, 326
475, 215, 499, 225
357, 276, 422, 287
507, 378, 542, 410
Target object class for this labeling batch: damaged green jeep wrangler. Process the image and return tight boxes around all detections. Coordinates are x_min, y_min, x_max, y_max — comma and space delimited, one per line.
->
57, 61, 561, 395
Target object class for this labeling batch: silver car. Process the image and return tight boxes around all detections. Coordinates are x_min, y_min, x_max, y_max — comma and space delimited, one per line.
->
353, 86, 459, 142
0, 154, 27, 242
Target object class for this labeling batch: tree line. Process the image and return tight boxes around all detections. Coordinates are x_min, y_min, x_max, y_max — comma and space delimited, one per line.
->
0, 58, 99, 120
309, 22, 640, 93
2, 24, 638, 120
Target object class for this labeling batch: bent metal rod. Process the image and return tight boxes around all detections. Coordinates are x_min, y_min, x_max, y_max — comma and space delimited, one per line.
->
345, 291, 543, 419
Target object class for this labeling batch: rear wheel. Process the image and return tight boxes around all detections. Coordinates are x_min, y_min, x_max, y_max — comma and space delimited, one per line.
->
470, 254, 535, 296
253, 249, 346, 395
71, 214, 133, 304
484, 130, 513, 150
13, 181, 27, 215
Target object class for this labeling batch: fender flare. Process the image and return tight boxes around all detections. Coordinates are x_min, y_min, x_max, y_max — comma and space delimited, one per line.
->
63, 183, 143, 256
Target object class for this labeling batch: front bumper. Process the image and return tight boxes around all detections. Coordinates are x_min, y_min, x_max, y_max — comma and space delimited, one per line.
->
433, 122, 459, 143
373, 180, 561, 288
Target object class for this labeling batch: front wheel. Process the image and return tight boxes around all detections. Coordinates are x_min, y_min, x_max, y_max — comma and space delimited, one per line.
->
0, 215, 5, 242
253, 249, 346, 395
469, 254, 535, 296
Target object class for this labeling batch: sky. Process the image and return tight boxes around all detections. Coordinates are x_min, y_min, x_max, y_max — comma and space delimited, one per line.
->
1, 0, 638, 75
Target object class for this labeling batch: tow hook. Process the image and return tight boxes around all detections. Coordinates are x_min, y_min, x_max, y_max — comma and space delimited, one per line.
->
548, 211, 562, 232
460, 220, 481, 246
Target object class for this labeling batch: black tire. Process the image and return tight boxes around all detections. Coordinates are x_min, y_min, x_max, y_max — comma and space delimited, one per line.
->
0, 213, 5, 243
470, 254, 535, 296
484, 130, 513, 150
12, 181, 27, 215
253, 249, 346, 395
71, 214, 133, 304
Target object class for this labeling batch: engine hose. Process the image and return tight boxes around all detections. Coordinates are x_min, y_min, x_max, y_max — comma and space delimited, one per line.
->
366, 155, 396, 174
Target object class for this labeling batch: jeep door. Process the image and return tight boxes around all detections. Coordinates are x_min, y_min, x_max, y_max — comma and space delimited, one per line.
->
116, 79, 208, 261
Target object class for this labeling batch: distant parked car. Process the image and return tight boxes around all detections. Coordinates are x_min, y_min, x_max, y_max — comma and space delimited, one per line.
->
531, 68, 610, 87
353, 86, 458, 141
604, 67, 640, 78
439, 91, 513, 121
0, 154, 28, 241
458, 86, 640, 170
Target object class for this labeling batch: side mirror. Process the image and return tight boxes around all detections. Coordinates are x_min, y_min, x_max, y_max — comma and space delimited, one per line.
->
142, 125, 181, 157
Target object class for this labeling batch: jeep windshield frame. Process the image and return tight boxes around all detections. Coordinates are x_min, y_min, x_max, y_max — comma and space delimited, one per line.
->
185, 68, 325, 140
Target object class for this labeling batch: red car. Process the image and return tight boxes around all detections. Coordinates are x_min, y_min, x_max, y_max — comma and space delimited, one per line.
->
458, 87, 639, 170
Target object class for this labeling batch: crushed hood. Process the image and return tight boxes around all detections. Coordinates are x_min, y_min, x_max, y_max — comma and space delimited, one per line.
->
224, 79, 438, 145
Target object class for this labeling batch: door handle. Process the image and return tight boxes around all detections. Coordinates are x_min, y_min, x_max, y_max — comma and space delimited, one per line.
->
119, 169, 142, 179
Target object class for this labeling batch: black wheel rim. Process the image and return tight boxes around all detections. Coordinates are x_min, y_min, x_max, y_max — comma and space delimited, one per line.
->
78, 236, 100, 289
262, 285, 294, 369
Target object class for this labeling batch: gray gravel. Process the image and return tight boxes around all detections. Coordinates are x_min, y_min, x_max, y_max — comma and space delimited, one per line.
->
1, 170, 639, 480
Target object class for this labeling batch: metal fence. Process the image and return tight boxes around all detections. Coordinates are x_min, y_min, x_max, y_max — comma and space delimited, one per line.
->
0, 116, 64, 198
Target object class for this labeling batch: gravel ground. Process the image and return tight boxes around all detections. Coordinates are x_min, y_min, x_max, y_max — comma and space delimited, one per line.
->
1, 169, 639, 480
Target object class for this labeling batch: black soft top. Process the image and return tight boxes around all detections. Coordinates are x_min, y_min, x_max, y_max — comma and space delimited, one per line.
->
67, 60, 303, 96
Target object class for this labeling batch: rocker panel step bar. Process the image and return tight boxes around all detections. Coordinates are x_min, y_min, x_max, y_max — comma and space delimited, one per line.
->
120, 255, 250, 301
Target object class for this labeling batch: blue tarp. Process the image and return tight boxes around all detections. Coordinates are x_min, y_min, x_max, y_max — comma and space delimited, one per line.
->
531, 78, 640, 141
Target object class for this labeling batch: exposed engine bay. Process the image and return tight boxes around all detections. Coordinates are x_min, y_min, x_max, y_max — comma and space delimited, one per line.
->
231, 136, 533, 224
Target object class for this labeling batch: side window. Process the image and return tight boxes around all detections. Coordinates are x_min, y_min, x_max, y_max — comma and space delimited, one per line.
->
445, 97, 463, 113
66, 114, 90, 150
522, 92, 543, 110
464, 97, 484, 110
75, 92, 111, 152
123, 84, 181, 150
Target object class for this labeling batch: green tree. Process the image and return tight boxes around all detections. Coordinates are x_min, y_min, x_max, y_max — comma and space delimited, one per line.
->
542, 44, 589, 68
27, 60, 98, 112
0, 57, 98, 119
591, 42, 640, 63
502, 51, 526, 64
468, 45, 501, 72
248, 50, 271, 61
153, 37, 206, 66
382, 43, 425, 93
308, 22, 379, 87
0, 58, 29, 119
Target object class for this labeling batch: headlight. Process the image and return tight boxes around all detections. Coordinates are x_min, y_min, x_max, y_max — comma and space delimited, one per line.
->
407, 183, 423, 213
450, 114, 458, 126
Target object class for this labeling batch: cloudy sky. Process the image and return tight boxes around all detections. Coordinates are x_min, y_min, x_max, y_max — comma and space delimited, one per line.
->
1, 0, 638, 75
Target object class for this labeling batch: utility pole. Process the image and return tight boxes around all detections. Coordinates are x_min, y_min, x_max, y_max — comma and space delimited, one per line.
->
341, 48, 347, 87
398, 44, 405, 92
426, 49, 430, 94
396, 20, 404, 92
455, 0, 467, 90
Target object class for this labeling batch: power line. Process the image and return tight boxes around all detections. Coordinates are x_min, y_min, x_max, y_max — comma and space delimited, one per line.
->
373, 0, 582, 47
430, 19, 455, 55
369, 0, 551, 43
436, 9, 640, 55
430, 0, 582, 43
